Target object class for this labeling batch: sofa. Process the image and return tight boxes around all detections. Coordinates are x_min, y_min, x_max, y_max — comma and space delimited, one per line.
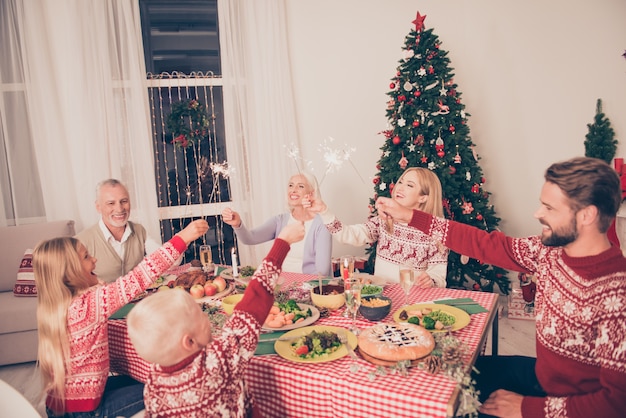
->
0, 220, 75, 365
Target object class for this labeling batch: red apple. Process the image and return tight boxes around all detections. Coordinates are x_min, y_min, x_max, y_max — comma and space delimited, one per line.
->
213, 276, 227, 293
204, 282, 218, 296
189, 284, 205, 299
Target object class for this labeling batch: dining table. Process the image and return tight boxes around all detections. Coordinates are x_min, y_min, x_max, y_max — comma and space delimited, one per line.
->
108, 270, 499, 418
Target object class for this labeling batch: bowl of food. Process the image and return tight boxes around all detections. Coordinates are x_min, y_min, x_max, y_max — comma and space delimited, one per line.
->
310, 284, 345, 310
221, 293, 244, 315
360, 284, 383, 298
359, 295, 392, 321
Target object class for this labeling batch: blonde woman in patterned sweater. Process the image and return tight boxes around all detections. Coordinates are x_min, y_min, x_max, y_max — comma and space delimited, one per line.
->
376, 157, 626, 418
126, 222, 305, 418
34, 219, 208, 417
308, 167, 448, 287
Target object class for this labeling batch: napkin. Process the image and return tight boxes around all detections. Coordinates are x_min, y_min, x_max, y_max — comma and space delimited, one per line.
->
110, 303, 136, 319
256, 331, 289, 355
434, 298, 488, 314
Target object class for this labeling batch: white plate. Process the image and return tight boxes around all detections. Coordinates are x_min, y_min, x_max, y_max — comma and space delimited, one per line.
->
261, 303, 320, 331
357, 273, 391, 286
193, 282, 235, 303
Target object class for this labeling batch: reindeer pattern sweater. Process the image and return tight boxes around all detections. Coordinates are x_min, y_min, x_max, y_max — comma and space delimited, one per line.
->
410, 210, 626, 418
142, 239, 290, 418
46, 236, 186, 413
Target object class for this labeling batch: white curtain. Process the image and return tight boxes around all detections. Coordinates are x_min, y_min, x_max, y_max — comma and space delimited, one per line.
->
218, 0, 301, 266
1, 0, 160, 240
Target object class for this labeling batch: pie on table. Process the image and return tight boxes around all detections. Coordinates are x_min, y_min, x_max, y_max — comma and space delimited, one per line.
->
357, 322, 435, 364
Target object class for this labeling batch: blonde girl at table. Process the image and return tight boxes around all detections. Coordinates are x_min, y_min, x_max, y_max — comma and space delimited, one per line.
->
33, 219, 208, 418
307, 167, 449, 287
126, 222, 305, 418
221, 171, 332, 276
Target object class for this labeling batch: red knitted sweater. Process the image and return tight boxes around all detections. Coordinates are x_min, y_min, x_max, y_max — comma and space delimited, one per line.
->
46, 236, 186, 414
142, 238, 290, 418
410, 210, 626, 418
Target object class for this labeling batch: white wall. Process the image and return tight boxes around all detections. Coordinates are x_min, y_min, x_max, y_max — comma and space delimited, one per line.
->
285, 0, 626, 258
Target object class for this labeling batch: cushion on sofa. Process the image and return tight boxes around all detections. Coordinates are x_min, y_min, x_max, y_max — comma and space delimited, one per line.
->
13, 250, 36, 297
0, 220, 75, 292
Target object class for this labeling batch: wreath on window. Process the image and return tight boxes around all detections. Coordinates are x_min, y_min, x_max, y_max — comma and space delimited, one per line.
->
166, 99, 209, 149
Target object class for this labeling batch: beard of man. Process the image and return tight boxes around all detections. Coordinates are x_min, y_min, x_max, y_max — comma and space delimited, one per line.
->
541, 216, 578, 247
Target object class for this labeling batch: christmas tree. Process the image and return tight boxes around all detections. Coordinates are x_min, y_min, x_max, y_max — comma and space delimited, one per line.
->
369, 11, 510, 294
584, 99, 617, 164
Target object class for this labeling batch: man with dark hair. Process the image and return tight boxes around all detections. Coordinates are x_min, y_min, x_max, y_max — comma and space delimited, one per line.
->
375, 157, 626, 418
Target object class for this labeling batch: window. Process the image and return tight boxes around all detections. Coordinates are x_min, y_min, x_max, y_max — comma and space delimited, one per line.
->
140, 0, 234, 265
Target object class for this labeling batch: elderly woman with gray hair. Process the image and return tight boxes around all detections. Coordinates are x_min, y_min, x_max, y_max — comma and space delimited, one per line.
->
222, 172, 332, 276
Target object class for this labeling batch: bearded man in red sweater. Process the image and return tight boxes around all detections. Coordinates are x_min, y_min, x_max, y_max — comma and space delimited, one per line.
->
376, 156, 626, 418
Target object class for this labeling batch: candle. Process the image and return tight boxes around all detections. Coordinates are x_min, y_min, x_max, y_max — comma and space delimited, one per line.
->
231, 248, 238, 277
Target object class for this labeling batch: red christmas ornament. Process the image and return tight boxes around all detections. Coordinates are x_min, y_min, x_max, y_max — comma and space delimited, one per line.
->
392, 136, 401, 145
414, 134, 425, 146
449, 166, 456, 174
373, 177, 380, 185
461, 200, 474, 214
449, 125, 456, 133
398, 152, 409, 169
420, 156, 428, 163
476, 214, 483, 221
389, 82, 396, 89
471, 183, 480, 193
376, 164, 381, 170
413, 90, 421, 97
435, 136, 444, 157
481, 177, 486, 183
397, 71, 401, 76
398, 95, 406, 102
428, 66, 435, 74
472, 283, 481, 291
412, 120, 420, 127
448, 89, 457, 97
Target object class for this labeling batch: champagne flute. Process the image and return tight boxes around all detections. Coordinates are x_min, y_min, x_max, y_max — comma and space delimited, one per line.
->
399, 266, 416, 307
340, 255, 356, 317
344, 277, 362, 335
199, 245, 213, 272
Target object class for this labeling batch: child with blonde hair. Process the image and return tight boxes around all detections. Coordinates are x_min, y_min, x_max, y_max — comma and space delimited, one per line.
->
127, 222, 305, 417
34, 219, 208, 417
307, 167, 448, 287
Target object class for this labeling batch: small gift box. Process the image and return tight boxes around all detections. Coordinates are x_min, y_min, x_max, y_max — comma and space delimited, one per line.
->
508, 287, 536, 320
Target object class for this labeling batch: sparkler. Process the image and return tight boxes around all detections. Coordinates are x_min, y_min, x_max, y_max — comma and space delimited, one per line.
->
318, 137, 364, 186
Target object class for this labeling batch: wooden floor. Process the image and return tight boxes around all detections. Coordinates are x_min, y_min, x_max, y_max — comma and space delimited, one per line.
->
0, 298, 536, 417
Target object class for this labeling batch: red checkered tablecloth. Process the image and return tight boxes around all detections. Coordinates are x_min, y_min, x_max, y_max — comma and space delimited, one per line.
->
108, 272, 498, 418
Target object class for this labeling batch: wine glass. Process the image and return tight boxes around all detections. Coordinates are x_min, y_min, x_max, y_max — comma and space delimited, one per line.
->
199, 245, 213, 272
344, 277, 362, 335
399, 266, 416, 307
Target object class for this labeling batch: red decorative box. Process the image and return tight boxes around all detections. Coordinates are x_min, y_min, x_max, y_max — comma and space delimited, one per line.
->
508, 287, 536, 320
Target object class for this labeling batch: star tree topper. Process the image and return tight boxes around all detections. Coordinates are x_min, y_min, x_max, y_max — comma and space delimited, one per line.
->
412, 11, 426, 32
